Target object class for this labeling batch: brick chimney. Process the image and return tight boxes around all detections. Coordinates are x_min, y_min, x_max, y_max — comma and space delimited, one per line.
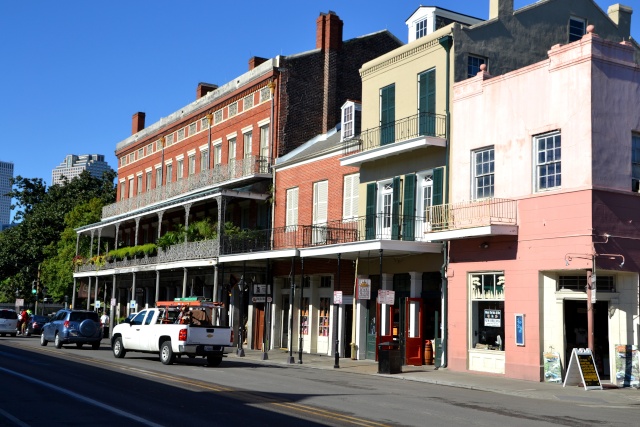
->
196, 82, 218, 100
489, 0, 514, 20
608, 4, 633, 39
132, 112, 145, 135
316, 11, 343, 51
249, 56, 268, 70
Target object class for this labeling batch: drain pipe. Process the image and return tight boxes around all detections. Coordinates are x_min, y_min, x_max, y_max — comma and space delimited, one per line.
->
438, 33, 453, 369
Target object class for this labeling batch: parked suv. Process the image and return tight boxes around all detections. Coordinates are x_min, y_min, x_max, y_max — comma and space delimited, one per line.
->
0, 309, 18, 337
40, 309, 102, 349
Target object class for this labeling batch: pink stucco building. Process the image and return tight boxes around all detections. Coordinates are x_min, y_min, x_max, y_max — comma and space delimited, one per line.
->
449, 26, 640, 382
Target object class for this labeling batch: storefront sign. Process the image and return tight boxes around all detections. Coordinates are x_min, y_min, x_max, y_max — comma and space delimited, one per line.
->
251, 296, 272, 303
378, 290, 395, 305
615, 345, 640, 388
253, 284, 270, 295
543, 352, 562, 383
484, 309, 501, 327
515, 313, 525, 346
333, 291, 342, 305
563, 348, 602, 390
357, 279, 371, 300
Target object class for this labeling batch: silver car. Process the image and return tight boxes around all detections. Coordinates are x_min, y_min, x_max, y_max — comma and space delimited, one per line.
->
0, 309, 18, 337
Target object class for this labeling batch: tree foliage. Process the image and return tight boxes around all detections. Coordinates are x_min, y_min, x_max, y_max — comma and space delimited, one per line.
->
0, 170, 116, 303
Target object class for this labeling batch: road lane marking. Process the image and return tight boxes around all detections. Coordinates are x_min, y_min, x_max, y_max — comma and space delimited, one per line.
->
0, 367, 164, 427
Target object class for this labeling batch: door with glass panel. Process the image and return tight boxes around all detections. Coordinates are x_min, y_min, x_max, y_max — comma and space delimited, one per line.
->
420, 172, 433, 234
312, 181, 328, 244
378, 180, 393, 239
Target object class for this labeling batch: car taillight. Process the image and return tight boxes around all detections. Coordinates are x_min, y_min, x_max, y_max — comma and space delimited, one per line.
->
178, 328, 187, 341
230, 329, 234, 344
63, 320, 69, 328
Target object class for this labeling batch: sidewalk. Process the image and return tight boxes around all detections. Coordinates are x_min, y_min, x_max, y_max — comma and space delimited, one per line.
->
228, 348, 640, 408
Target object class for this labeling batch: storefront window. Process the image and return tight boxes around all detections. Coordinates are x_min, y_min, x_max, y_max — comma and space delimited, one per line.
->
470, 272, 505, 351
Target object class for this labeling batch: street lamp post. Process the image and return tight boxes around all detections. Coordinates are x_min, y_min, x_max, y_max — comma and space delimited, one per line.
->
298, 257, 304, 364
334, 253, 341, 369
287, 257, 296, 364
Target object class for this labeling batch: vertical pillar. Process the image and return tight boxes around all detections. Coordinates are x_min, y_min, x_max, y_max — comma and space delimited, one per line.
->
157, 211, 164, 240
287, 257, 296, 364
130, 272, 136, 315
298, 257, 305, 364
155, 270, 160, 304
238, 261, 246, 357
334, 253, 341, 368
110, 274, 116, 339
94, 276, 99, 311
75, 234, 80, 257
409, 271, 422, 298
114, 223, 121, 249
97, 228, 103, 256
134, 217, 141, 247
184, 203, 192, 243
587, 268, 594, 352
86, 277, 92, 310
261, 260, 270, 360
89, 230, 95, 258
182, 268, 188, 298
72, 277, 77, 309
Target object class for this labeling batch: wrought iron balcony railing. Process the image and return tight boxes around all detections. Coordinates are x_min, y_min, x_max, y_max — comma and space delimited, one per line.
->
102, 155, 271, 218
75, 239, 220, 273
343, 112, 446, 155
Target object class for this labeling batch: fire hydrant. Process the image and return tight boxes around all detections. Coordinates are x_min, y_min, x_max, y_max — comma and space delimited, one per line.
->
350, 342, 357, 360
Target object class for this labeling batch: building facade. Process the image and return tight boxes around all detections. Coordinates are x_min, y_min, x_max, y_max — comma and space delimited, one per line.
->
73, 12, 401, 353
0, 160, 13, 226
51, 154, 113, 186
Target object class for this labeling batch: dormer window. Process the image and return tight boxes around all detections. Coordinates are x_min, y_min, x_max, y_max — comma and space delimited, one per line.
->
341, 100, 361, 142
569, 17, 586, 42
415, 18, 428, 40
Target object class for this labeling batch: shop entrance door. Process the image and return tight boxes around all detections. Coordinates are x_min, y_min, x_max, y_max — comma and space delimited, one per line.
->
376, 301, 395, 361
365, 306, 377, 360
563, 299, 610, 379
252, 304, 265, 350
281, 296, 289, 349
405, 298, 423, 366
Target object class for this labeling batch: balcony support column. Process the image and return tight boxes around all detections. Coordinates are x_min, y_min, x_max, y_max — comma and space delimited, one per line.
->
134, 217, 141, 246
130, 272, 136, 315
72, 277, 77, 310
184, 203, 192, 243
86, 276, 92, 310
182, 267, 188, 298
216, 196, 227, 252
89, 230, 95, 258
155, 270, 160, 305
110, 274, 116, 339
75, 233, 80, 257
114, 223, 121, 249
94, 276, 99, 311
157, 211, 164, 240
97, 228, 102, 256
409, 271, 422, 298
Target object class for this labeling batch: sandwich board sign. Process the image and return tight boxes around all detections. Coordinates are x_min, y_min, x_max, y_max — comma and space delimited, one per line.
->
563, 348, 602, 390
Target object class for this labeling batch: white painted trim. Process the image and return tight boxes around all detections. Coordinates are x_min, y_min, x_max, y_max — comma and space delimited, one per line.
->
226, 132, 237, 140
426, 224, 518, 241
257, 118, 270, 127
241, 125, 253, 134
212, 138, 222, 146
199, 144, 209, 152
341, 135, 446, 167
187, 149, 196, 156
219, 249, 299, 263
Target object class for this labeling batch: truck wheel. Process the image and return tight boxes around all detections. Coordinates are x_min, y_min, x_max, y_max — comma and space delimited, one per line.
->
54, 333, 63, 349
207, 355, 222, 367
160, 341, 174, 365
113, 337, 126, 358
40, 333, 48, 346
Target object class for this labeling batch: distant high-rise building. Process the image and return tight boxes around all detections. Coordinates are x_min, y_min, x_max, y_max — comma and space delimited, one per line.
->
0, 160, 13, 226
51, 154, 112, 186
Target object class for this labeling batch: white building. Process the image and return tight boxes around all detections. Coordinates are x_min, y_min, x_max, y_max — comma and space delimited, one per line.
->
51, 154, 112, 186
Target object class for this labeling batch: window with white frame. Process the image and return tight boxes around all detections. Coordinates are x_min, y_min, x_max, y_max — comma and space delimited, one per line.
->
228, 138, 236, 174
470, 272, 505, 351
535, 131, 561, 191
473, 147, 494, 199
128, 179, 134, 199
146, 171, 152, 192
166, 133, 174, 146
201, 149, 209, 172
244, 94, 253, 110
214, 110, 222, 124
166, 163, 173, 184
342, 104, 354, 140
286, 187, 299, 230
201, 116, 210, 129
569, 17, 586, 42
260, 86, 271, 102
343, 173, 359, 221
120, 181, 126, 201
417, 171, 433, 225
312, 180, 328, 244
188, 155, 195, 176
137, 175, 143, 194
128, 153, 134, 164
214, 144, 222, 168
146, 143, 153, 156
632, 134, 640, 191
229, 102, 238, 117
155, 167, 162, 188
415, 18, 428, 39
243, 131, 252, 159
259, 124, 269, 161
189, 123, 197, 136
137, 148, 143, 160
177, 158, 184, 180
155, 139, 163, 151
177, 128, 185, 141
468, 55, 486, 78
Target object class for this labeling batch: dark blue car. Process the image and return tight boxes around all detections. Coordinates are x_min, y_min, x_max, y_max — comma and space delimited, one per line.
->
40, 309, 102, 349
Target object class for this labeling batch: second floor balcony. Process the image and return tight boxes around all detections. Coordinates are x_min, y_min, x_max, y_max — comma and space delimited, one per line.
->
341, 112, 447, 167
102, 155, 271, 219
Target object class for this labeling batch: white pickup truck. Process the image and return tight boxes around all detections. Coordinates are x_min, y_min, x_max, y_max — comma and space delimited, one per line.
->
110, 300, 233, 366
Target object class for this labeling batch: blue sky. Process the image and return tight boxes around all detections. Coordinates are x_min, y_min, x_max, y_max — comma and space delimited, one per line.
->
0, 0, 638, 197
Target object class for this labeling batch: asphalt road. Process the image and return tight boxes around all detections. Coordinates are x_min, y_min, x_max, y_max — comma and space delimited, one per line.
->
1, 336, 638, 426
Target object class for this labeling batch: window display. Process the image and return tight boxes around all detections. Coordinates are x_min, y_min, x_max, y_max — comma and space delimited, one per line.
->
318, 298, 330, 337
470, 272, 505, 351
